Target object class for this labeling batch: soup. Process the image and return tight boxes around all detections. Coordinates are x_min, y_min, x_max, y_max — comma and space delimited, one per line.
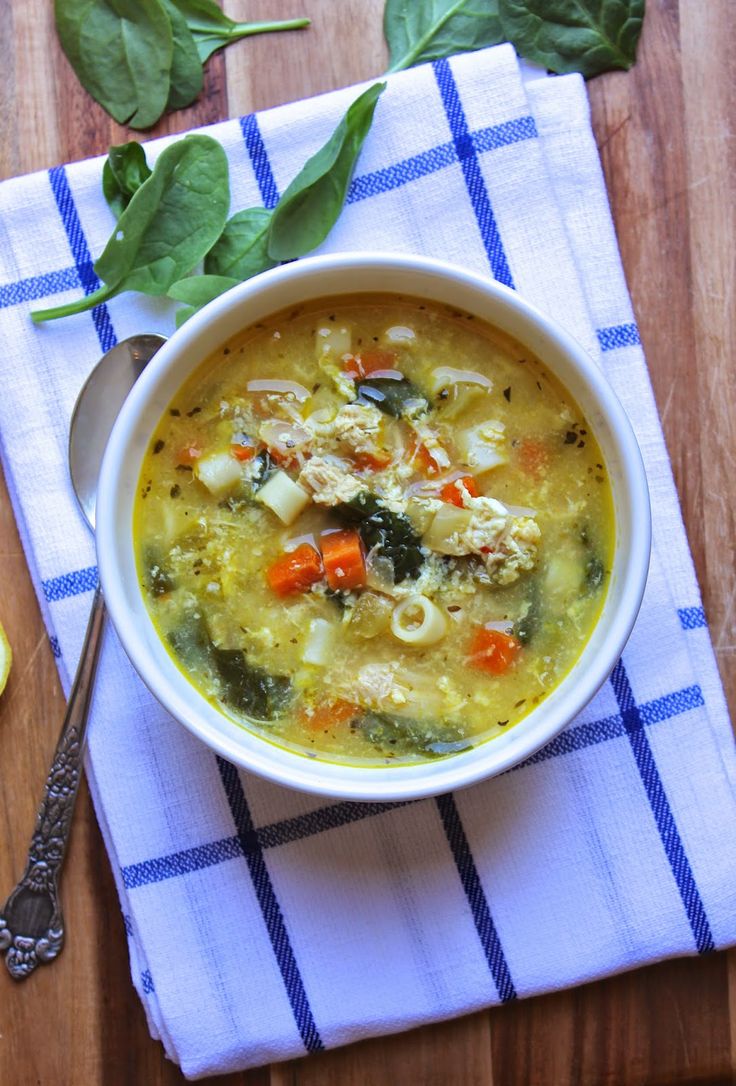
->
134, 295, 614, 765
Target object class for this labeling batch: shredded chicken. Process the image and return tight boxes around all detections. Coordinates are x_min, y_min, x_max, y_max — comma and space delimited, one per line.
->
298, 456, 364, 505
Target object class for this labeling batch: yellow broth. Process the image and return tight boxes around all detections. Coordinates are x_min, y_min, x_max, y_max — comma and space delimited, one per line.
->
134, 295, 614, 765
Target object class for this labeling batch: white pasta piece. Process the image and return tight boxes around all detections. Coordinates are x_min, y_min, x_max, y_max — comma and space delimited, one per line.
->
428, 366, 493, 394
194, 451, 244, 496
423, 504, 473, 555
384, 325, 416, 344
456, 420, 508, 473
256, 470, 311, 525
391, 595, 447, 646
302, 618, 335, 666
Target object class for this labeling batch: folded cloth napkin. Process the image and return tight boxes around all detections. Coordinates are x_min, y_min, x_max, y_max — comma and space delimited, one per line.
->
1, 44, 735, 1079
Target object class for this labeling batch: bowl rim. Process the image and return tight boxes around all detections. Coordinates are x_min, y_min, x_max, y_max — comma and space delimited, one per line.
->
97, 251, 651, 801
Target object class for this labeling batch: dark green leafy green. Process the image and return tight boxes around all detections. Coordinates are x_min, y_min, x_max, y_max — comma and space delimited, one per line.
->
170, 0, 310, 64
168, 612, 212, 672
211, 647, 291, 720
497, 0, 644, 78
384, 0, 503, 73
32, 135, 230, 323
585, 554, 605, 591
204, 207, 277, 280
161, 0, 204, 109
168, 274, 241, 326
267, 82, 386, 261
513, 576, 541, 645
143, 548, 176, 596
102, 142, 152, 219
356, 376, 429, 418
358, 712, 472, 757
54, 0, 173, 129
337, 492, 424, 582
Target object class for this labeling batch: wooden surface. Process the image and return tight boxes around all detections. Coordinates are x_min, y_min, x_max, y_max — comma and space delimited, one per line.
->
0, 0, 734, 1083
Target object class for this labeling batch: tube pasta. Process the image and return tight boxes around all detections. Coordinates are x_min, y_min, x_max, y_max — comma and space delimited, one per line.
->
391, 594, 447, 646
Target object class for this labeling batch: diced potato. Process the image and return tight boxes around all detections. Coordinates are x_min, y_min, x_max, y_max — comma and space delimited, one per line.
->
455, 420, 508, 473
423, 504, 472, 554
315, 323, 351, 358
302, 618, 335, 666
349, 591, 394, 638
256, 470, 311, 525
545, 554, 584, 599
194, 451, 244, 496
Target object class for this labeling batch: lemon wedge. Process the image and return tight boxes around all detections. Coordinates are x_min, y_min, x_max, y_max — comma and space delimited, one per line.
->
0, 619, 11, 695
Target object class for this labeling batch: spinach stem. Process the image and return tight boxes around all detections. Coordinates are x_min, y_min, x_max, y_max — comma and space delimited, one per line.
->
30, 282, 116, 323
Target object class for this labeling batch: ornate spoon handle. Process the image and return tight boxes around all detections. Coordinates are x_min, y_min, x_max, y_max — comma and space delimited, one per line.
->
0, 583, 106, 979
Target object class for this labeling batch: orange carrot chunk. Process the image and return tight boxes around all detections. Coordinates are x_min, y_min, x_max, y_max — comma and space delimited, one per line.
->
230, 443, 257, 461
440, 475, 479, 506
353, 450, 392, 472
518, 438, 550, 478
266, 544, 323, 597
342, 348, 398, 379
408, 436, 442, 476
468, 628, 521, 675
301, 698, 362, 732
175, 442, 202, 466
320, 529, 366, 591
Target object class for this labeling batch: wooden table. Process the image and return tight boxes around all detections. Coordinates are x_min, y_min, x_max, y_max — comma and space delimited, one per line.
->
1, 1, 734, 1082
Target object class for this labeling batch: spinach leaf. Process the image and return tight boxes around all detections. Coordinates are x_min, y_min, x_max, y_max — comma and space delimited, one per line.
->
168, 613, 212, 671
204, 207, 277, 280
513, 575, 541, 645
170, 0, 310, 64
211, 647, 291, 720
102, 142, 152, 219
358, 712, 472, 758
384, 0, 504, 73
337, 492, 424, 582
498, 0, 644, 78
267, 82, 386, 261
168, 274, 241, 325
585, 555, 605, 592
143, 547, 176, 596
356, 376, 429, 418
54, 0, 173, 129
161, 0, 204, 110
32, 135, 230, 322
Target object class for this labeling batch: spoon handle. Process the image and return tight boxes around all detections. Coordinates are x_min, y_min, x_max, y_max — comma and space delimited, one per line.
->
0, 583, 106, 979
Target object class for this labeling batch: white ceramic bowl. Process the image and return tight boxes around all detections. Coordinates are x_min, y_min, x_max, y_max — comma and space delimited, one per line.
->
97, 252, 650, 801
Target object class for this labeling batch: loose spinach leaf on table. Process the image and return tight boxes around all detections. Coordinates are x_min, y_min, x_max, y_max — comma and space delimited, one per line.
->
55, 0, 173, 129
161, 0, 204, 109
267, 82, 387, 261
384, 0, 504, 73
169, 0, 310, 64
168, 274, 241, 326
497, 0, 644, 78
32, 135, 230, 322
102, 142, 152, 219
204, 207, 277, 280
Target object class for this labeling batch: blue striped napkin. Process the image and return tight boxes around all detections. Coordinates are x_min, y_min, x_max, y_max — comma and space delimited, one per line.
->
1, 45, 735, 1078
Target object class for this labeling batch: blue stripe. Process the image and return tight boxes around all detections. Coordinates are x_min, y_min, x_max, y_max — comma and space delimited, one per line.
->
47, 166, 116, 352
240, 113, 280, 209
347, 116, 537, 204
141, 969, 155, 994
678, 606, 707, 630
433, 59, 514, 288
436, 793, 516, 1002
120, 683, 703, 891
49, 635, 62, 659
0, 266, 82, 309
216, 756, 323, 1053
610, 661, 714, 954
123, 914, 134, 937
42, 565, 98, 602
596, 322, 641, 351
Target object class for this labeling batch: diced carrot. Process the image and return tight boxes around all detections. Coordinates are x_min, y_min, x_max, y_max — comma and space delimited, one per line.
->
342, 348, 398, 379
408, 436, 442, 476
518, 438, 550, 478
352, 450, 392, 472
468, 628, 521, 675
320, 529, 366, 591
266, 543, 323, 597
301, 698, 361, 732
230, 444, 257, 461
175, 442, 202, 465
440, 475, 480, 506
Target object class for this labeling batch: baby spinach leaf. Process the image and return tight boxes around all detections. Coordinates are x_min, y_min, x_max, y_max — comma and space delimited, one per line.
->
384, 0, 504, 73
358, 712, 472, 758
32, 135, 230, 322
161, 0, 204, 110
356, 376, 429, 418
337, 492, 425, 582
170, 0, 310, 64
204, 207, 277, 280
168, 274, 241, 325
54, 0, 173, 129
102, 142, 152, 219
267, 82, 387, 262
498, 0, 644, 78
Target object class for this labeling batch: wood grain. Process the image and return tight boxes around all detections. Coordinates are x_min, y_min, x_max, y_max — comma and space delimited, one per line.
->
0, 0, 733, 1083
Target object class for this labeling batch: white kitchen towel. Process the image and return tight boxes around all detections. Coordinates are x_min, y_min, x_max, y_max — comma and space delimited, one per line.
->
0, 44, 734, 1079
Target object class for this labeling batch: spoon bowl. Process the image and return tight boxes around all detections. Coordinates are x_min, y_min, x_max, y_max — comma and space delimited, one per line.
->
0, 333, 165, 979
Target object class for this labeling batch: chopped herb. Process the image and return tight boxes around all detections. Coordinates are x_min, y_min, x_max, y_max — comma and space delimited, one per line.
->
169, 408, 180, 417
153, 438, 165, 454
170, 483, 181, 498
564, 430, 577, 445
503, 386, 511, 401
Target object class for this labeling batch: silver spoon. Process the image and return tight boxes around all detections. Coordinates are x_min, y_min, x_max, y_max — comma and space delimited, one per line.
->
0, 333, 166, 980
